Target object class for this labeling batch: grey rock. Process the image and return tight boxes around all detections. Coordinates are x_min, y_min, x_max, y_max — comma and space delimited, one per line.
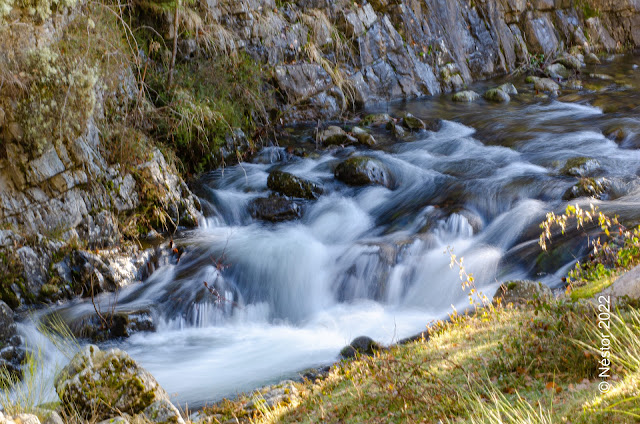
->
267, 170, 323, 200
546, 63, 570, 80
601, 265, 640, 299
318, 126, 355, 146
484, 88, 510, 103
497, 83, 518, 95
43, 412, 64, 424
492, 280, 552, 306
340, 336, 382, 358
351, 127, 376, 147
560, 157, 601, 177
402, 113, 426, 131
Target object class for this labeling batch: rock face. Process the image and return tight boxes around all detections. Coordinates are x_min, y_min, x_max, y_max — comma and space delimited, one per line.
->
55, 345, 184, 423
493, 280, 552, 305
334, 157, 393, 188
195, 0, 640, 122
267, 170, 323, 199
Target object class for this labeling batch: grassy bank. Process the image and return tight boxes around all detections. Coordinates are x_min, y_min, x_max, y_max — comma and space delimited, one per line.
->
204, 297, 640, 424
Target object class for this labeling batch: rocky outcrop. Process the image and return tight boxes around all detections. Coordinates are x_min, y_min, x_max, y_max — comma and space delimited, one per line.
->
55, 345, 184, 423
190, 0, 640, 122
0, 300, 25, 378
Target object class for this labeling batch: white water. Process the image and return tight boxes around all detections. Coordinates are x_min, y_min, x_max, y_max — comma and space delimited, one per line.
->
22, 95, 640, 407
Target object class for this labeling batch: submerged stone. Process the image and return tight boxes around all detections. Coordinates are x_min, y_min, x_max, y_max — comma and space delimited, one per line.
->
563, 177, 609, 200
351, 126, 377, 147
560, 157, 600, 177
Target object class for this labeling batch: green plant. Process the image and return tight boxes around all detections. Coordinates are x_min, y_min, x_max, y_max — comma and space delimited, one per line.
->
463, 383, 554, 424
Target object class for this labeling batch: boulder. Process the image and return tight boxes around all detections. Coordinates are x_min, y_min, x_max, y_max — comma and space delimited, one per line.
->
246, 380, 300, 410
560, 157, 600, 177
1, 414, 41, 424
249, 196, 302, 222
351, 127, 376, 147
55, 345, 184, 423
267, 170, 323, 200
66, 309, 156, 341
555, 54, 583, 70
484, 88, 510, 103
319, 126, 356, 146
601, 265, 640, 299
340, 336, 383, 358
0, 300, 25, 378
334, 157, 392, 188
585, 53, 601, 64
402, 113, 426, 131
452, 90, 480, 102
493, 280, 552, 306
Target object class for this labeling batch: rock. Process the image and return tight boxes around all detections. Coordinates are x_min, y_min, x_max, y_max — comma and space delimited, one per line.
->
55, 345, 183, 423
497, 83, 518, 95
0, 300, 25, 378
361, 113, 391, 126
560, 157, 600, 177
0, 300, 16, 342
340, 336, 382, 358
249, 196, 302, 222
351, 127, 376, 147
527, 76, 560, 93
66, 309, 156, 341
319, 126, 355, 146
555, 54, 583, 70
267, 170, 323, 200
589, 73, 614, 81
402, 113, 426, 130
492, 280, 552, 306
563, 177, 609, 200
334, 157, 392, 188
247, 381, 299, 410
43, 412, 64, 424
545, 63, 570, 79
6, 414, 41, 424
601, 265, 640, 299
77, 211, 120, 249
299, 365, 331, 381
424, 119, 443, 132
565, 79, 583, 90
452, 90, 480, 102
484, 88, 510, 103
585, 53, 601, 64
97, 418, 129, 424
142, 398, 185, 424
387, 121, 406, 138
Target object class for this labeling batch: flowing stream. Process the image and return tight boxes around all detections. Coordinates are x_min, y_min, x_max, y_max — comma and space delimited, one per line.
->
21, 54, 640, 408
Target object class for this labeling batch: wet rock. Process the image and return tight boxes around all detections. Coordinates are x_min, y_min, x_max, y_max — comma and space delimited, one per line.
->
560, 157, 600, 177
565, 79, 583, 90
526, 76, 560, 93
452, 90, 480, 102
70, 250, 118, 295
361, 113, 392, 127
351, 126, 376, 147
563, 177, 609, 200
0, 301, 25, 378
66, 309, 156, 341
249, 196, 302, 222
493, 280, 552, 306
402, 113, 426, 131
340, 336, 383, 358
76, 211, 120, 249
589, 73, 614, 81
267, 170, 323, 200
497, 83, 518, 95
319, 126, 356, 146
334, 157, 392, 188
55, 345, 184, 423
424, 119, 443, 132
387, 120, 406, 138
545, 63, 570, 79
484, 88, 510, 103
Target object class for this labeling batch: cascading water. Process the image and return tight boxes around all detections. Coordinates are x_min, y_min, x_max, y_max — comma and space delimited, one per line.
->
21, 55, 640, 408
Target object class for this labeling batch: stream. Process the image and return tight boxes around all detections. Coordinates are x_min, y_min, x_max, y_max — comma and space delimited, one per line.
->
21, 53, 640, 408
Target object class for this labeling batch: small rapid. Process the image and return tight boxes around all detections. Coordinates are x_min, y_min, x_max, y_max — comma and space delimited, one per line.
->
23, 55, 640, 408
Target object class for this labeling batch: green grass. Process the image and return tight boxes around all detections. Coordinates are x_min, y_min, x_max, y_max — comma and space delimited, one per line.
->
570, 275, 616, 300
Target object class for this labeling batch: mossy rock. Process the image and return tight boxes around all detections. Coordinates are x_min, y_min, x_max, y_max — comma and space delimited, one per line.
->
483, 88, 510, 103
497, 83, 518, 95
55, 345, 180, 422
267, 170, 323, 200
452, 90, 480, 102
362, 113, 392, 126
334, 157, 393, 188
563, 177, 609, 200
351, 126, 377, 147
402, 113, 426, 130
319, 126, 356, 146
